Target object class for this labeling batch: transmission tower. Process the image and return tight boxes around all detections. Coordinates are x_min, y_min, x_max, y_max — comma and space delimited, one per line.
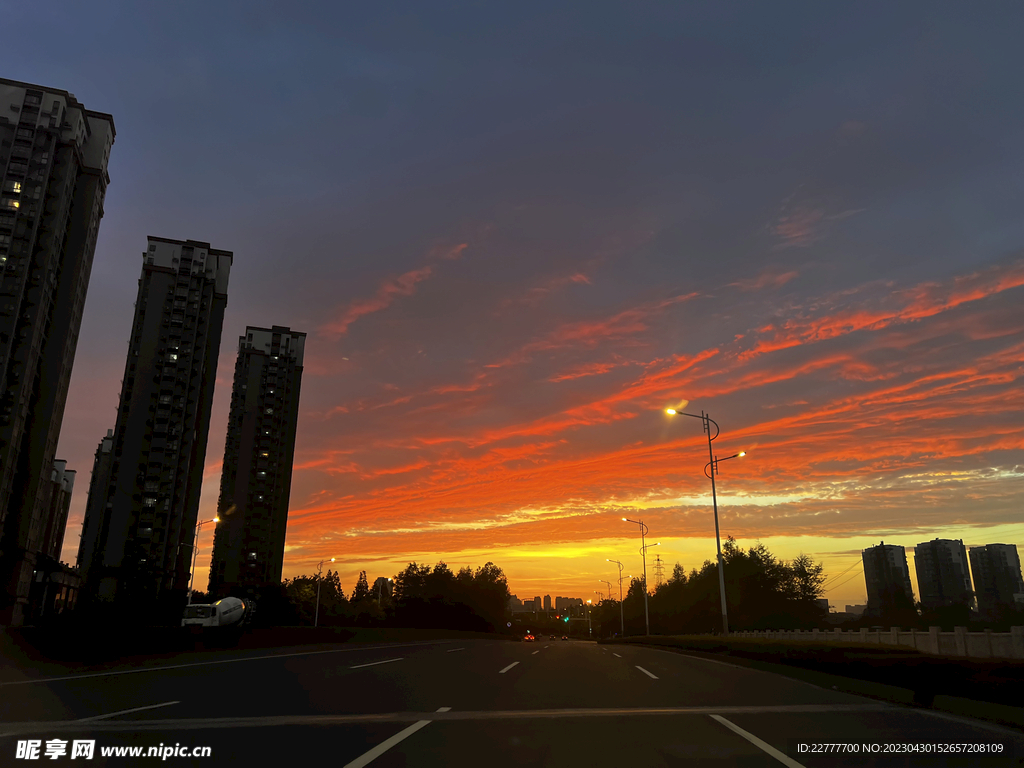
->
654, 555, 665, 588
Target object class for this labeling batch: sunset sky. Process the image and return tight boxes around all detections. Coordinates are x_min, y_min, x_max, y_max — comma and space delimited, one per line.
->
8, 2, 1022, 611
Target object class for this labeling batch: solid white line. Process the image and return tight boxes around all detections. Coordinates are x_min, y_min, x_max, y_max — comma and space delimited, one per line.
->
435, 707, 451, 713
0, 640, 456, 687
532, 650, 540, 655
498, 662, 519, 674
446, 648, 465, 653
75, 701, 180, 723
0, 704, 898, 735
636, 666, 659, 679
710, 714, 806, 768
350, 658, 403, 669
613, 653, 622, 658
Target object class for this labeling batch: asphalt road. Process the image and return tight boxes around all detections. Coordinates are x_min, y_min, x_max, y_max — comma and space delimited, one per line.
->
1, 638, 1021, 767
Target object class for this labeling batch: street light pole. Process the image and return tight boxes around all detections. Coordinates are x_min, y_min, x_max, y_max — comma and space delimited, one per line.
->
314, 557, 336, 627
187, 517, 219, 606
665, 407, 745, 636
623, 518, 650, 635
586, 599, 592, 636
607, 559, 625, 636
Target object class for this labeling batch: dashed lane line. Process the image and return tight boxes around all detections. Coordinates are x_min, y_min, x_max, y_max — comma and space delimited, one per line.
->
0, 640, 459, 687
446, 648, 465, 653
75, 701, 180, 723
613, 653, 622, 658
636, 666, 659, 679
343, 707, 451, 768
350, 658, 403, 669
710, 714, 806, 768
498, 662, 520, 674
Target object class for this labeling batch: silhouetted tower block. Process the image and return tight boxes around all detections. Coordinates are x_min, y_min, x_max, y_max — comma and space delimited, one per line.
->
969, 544, 1024, 619
208, 326, 305, 599
914, 538, 973, 611
862, 541, 915, 617
0, 79, 114, 626
80, 237, 232, 617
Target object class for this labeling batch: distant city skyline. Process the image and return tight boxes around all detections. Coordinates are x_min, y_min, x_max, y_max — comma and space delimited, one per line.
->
0, 5, 1019, 611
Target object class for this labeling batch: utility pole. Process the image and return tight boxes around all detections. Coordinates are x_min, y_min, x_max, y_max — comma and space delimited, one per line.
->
654, 555, 665, 589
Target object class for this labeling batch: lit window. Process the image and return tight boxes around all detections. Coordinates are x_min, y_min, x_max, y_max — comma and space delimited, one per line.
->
265, 408, 273, 414
1, 181, 20, 194
1, 199, 18, 210
260, 452, 269, 458
143, 498, 156, 507
168, 353, 177, 361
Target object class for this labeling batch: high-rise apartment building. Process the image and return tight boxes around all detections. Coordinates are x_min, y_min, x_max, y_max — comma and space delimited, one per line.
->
208, 326, 304, 599
80, 238, 231, 617
76, 429, 114, 578
914, 538, 973, 611
543, 594, 552, 612
0, 79, 114, 626
862, 541, 915, 616
968, 544, 1024, 619
37, 460, 75, 563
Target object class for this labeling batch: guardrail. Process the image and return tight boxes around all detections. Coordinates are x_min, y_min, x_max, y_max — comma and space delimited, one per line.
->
730, 626, 1024, 659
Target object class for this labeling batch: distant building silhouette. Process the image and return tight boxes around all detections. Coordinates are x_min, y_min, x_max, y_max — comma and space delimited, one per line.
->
862, 541, 914, 617
845, 604, 867, 616
372, 577, 393, 600
543, 594, 552, 612
77, 430, 114, 580
968, 544, 1024, 619
0, 79, 114, 626
208, 326, 305, 600
79, 237, 231, 617
914, 538, 973, 611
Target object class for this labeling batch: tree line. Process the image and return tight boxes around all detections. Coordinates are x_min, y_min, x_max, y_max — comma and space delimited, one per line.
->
592, 538, 829, 636
240, 560, 511, 632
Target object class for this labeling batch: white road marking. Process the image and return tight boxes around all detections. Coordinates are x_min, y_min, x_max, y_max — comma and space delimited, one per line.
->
0, 704, 899, 736
613, 653, 622, 658
636, 666, 659, 679
532, 650, 540, 655
0, 640, 456, 687
498, 662, 519, 674
343, 706, 450, 768
75, 701, 180, 722
710, 714, 806, 768
350, 658, 403, 669
446, 648, 465, 653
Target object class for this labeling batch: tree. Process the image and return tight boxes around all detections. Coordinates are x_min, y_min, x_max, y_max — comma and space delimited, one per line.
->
352, 571, 370, 603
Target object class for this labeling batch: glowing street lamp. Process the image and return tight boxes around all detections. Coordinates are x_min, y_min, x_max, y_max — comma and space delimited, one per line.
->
623, 518, 651, 635
665, 407, 747, 635
315, 557, 336, 627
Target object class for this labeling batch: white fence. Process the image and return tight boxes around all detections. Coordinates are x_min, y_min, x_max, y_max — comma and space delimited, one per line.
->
730, 626, 1024, 660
